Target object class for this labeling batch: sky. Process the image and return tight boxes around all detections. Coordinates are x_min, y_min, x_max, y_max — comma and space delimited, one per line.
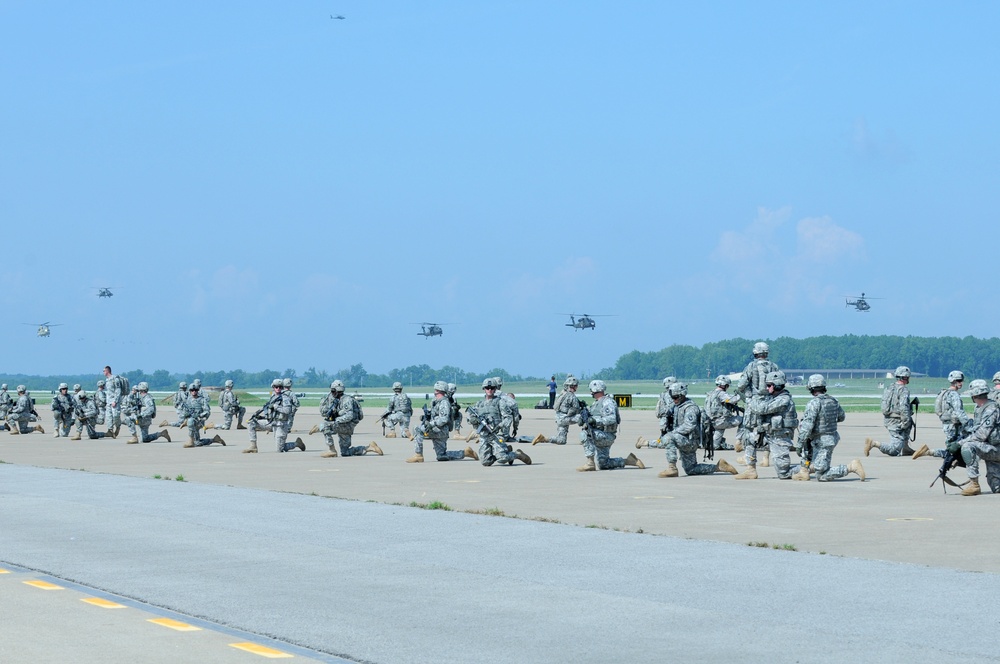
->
2, 1, 999, 379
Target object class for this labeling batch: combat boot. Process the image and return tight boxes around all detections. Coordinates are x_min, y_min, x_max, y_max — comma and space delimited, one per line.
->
451, 430, 463, 439
912, 444, 930, 460
184, 436, 196, 448
657, 463, 679, 478
320, 445, 338, 458
636, 435, 648, 449
159, 419, 169, 427
717, 459, 738, 475
531, 434, 547, 445
465, 431, 478, 442
403, 429, 411, 439
792, 465, 811, 481
463, 446, 478, 460
864, 438, 877, 457
9, 424, 18, 435
237, 422, 247, 430
53, 430, 61, 438
107, 427, 117, 439
962, 478, 981, 496
576, 457, 596, 472
242, 444, 258, 454
34, 425, 45, 434
405, 453, 423, 463
759, 450, 771, 467
212, 434, 226, 446
126, 435, 139, 444
160, 429, 172, 443
70, 433, 81, 441
625, 453, 645, 469
734, 466, 758, 480
735, 455, 748, 466
384, 430, 397, 438
515, 449, 532, 465
308, 424, 320, 435
204, 423, 215, 430
734, 439, 744, 453
367, 441, 383, 456
847, 459, 865, 481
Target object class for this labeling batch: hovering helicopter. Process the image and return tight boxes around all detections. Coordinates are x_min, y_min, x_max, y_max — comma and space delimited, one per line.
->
331, 14, 345, 19
94, 286, 117, 298
414, 322, 448, 338
561, 313, 613, 331
24, 322, 63, 337
845, 292, 883, 312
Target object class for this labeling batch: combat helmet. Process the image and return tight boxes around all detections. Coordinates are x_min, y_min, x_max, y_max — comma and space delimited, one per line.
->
271, 379, 282, 388
225, 379, 234, 388
766, 370, 786, 387
283, 378, 293, 389
589, 379, 607, 394
433, 380, 448, 393
969, 379, 990, 398
715, 375, 731, 388
392, 381, 403, 391
447, 383, 457, 395
663, 376, 677, 388
564, 376, 579, 387
753, 342, 770, 357
482, 378, 497, 390
894, 366, 911, 379
330, 380, 345, 393
58, 383, 68, 390
178, 381, 186, 389
948, 371, 965, 383
668, 382, 687, 397
97, 380, 105, 388
807, 374, 826, 390
137, 382, 149, 391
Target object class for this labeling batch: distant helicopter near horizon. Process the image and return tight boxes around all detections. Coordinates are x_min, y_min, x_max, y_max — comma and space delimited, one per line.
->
94, 287, 118, 298
413, 322, 452, 338
24, 322, 62, 337
331, 14, 345, 19
845, 292, 883, 312
561, 313, 614, 331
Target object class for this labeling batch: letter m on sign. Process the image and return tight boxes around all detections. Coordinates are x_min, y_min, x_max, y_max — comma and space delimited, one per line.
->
614, 394, 632, 408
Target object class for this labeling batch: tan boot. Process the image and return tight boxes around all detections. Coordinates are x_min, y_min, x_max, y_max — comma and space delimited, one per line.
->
321, 445, 338, 458
384, 430, 397, 438
213, 435, 226, 446
962, 478, 981, 496
792, 465, 811, 481
864, 438, 877, 457
717, 459, 738, 475
847, 459, 865, 481
9, 424, 18, 435
406, 453, 424, 463
636, 435, 648, 449
53, 431, 61, 438
70, 433, 81, 441
515, 449, 532, 465
657, 463, 679, 478
34, 425, 45, 434
158, 419, 169, 427
465, 431, 478, 442
403, 429, 411, 439
464, 446, 478, 460
625, 453, 645, 469
576, 457, 597, 472
367, 441, 383, 456
734, 440, 744, 453
451, 430, 463, 439
735, 456, 748, 466
760, 450, 771, 467
734, 466, 758, 480
184, 437, 196, 448
242, 444, 258, 454
531, 434, 546, 446
308, 424, 320, 435
160, 429, 172, 443
204, 423, 215, 430
912, 444, 930, 460
126, 435, 139, 444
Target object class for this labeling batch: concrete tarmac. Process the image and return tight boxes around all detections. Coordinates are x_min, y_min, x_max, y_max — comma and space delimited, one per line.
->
1, 405, 997, 662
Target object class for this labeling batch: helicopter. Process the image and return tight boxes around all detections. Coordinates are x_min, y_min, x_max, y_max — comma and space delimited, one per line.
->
414, 322, 447, 338
24, 322, 63, 337
561, 313, 613, 331
845, 292, 882, 312
331, 14, 345, 19
94, 287, 117, 298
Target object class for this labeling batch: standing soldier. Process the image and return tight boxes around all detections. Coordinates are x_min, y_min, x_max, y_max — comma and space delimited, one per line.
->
793, 375, 864, 481
406, 381, 476, 462
180, 384, 225, 448
737, 371, 799, 480
282, 378, 300, 430
915, 370, 971, 460
93, 380, 107, 427
954, 379, 1000, 496
211, 380, 246, 431
9, 385, 44, 435
866, 366, 916, 457
736, 342, 780, 461
317, 380, 381, 459
576, 380, 644, 472
51, 383, 75, 438
704, 376, 742, 451
71, 392, 110, 440
648, 383, 733, 477
0, 384, 13, 431
447, 383, 464, 438
128, 383, 171, 444
102, 366, 128, 438
381, 382, 412, 438
161, 382, 188, 428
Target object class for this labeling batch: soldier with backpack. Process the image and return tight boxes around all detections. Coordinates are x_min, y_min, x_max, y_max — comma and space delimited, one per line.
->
651, 382, 735, 478
406, 381, 476, 463
317, 380, 381, 459
102, 365, 129, 438
914, 370, 971, 461
865, 366, 916, 457
736, 371, 798, 480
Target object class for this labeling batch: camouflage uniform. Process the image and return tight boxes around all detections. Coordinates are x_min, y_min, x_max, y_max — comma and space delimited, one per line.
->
325, 392, 368, 456
413, 393, 465, 461
218, 386, 246, 431
135, 391, 169, 443
74, 396, 108, 439
582, 393, 631, 469
285, 381, 300, 430
247, 385, 298, 452
502, 392, 522, 438
170, 384, 188, 426
959, 399, 1000, 493
736, 348, 780, 450
104, 373, 127, 435
468, 393, 517, 466
753, 384, 798, 478
384, 389, 413, 436
448, 384, 463, 436
655, 377, 677, 435
93, 383, 106, 425
51, 388, 75, 437
121, 387, 141, 439
797, 392, 848, 480
660, 397, 721, 475
704, 383, 742, 451
552, 383, 582, 445
0, 385, 13, 430
180, 388, 216, 446
921, 386, 972, 460
10, 390, 40, 434
878, 380, 914, 456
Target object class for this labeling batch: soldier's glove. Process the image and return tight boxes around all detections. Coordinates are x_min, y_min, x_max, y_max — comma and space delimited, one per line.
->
587, 417, 597, 427
946, 440, 962, 454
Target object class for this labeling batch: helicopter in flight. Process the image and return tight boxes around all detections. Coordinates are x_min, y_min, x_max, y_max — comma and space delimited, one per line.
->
94, 287, 117, 298
562, 313, 613, 331
25, 322, 63, 337
845, 292, 882, 312
331, 14, 345, 19
414, 322, 448, 338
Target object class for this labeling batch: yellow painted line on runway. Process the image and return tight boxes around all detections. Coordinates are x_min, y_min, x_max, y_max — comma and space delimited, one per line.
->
81, 597, 126, 609
148, 618, 202, 631
23, 580, 64, 590
886, 517, 933, 522
633, 495, 674, 500
229, 642, 294, 658
0, 568, 11, 574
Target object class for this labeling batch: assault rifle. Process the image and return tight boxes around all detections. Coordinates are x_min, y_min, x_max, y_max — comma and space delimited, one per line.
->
703, 416, 716, 461
375, 404, 395, 436
578, 404, 595, 445
910, 397, 920, 442
467, 405, 505, 447
930, 447, 968, 493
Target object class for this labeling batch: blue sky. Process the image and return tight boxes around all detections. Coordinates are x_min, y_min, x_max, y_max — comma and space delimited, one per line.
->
2, 1, 998, 378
